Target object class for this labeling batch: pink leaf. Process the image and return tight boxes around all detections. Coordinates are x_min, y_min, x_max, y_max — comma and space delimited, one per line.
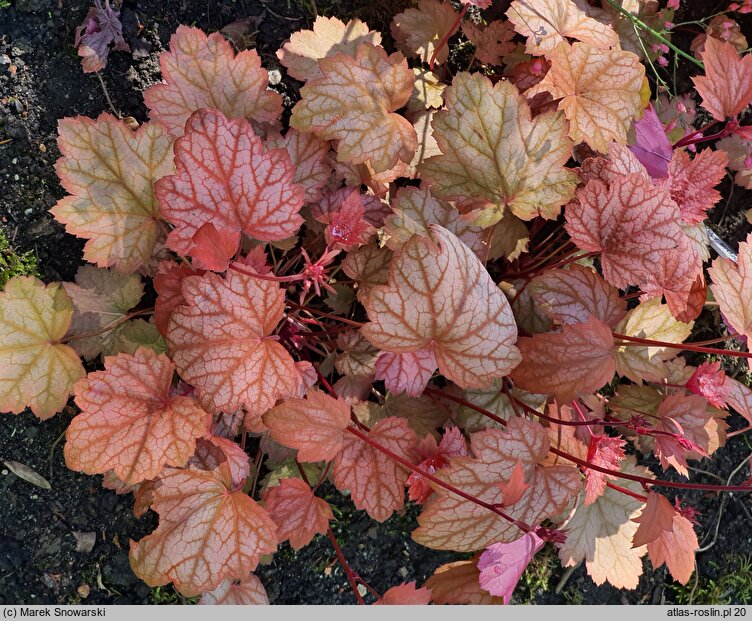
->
477, 532, 545, 604
156, 109, 304, 257
629, 104, 672, 179
374, 349, 436, 398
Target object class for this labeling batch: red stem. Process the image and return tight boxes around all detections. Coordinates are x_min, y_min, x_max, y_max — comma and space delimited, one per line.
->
429, 5, 467, 70
346, 425, 532, 533
229, 262, 303, 283
612, 332, 752, 359
326, 528, 366, 605
426, 386, 752, 493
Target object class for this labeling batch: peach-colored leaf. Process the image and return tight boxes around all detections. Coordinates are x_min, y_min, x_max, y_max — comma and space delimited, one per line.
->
130, 465, 278, 597
391, 0, 459, 66
632, 491, 698, 584
187, 224, 240, 273
692, 37, 752, 121
277, 16, 381, 82
565, 173, 681, 288
425, 558, 502, 605
507, 0, 619, 56
709, 233, 752, 341
265, 129, 332, 204
613, 299, 692, 384
144, 26, 282, 138
558, 457, 650, 589
156, 109, 304, 257
639, 233, 705, 323
498, 461, 530, 507
413, 417, 581, 551
167, 269, 299, 417
190, 436, 250, 490
51, 115, 173, 273
725, 377, 752, 425
65, 349, 210, 485
420, 73, 577, 221
510, 317, 616, 403
461, 20, 515, 66
375, 582, 432, 605
654, 393, 726, 476
383, 185, 485, 257
631, 491, 674, 548
290, 43, 416, 173
664, 148, 728, 224
584, 434, 626, 505
717, 134, 752, 190
199, 574, 269, 605
262, 389, 351, 462
361, 226, 520, 390
262, 477, 333, 550
529, 264, 626, 327
153, 261, 203, 337
63, 265, 144, 360
341, 242, 391, 299
527, 42, 645, 152
332, 417, 417, 522
408, 427, 467, 503
0, 277, 84, 419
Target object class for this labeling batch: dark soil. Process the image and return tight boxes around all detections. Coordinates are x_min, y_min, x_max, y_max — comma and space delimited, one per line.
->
1, 0, 752, 607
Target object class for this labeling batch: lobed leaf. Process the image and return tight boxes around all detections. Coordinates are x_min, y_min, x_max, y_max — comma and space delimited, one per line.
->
565, 173, 681, 288
144, 26, 282, 138
558, 457, 650, 589
167, 269, 300, 418
290, 43, 416, 174
332, 417, 417, 522
507, 0, 619, 57
527, 42, 645, 152
65, 349, 210, 485
156, 109, 304, 257
420, 73, 577, 221
692, 37, 752, 121
0, 277, 84, 419
277, 16, 381, 82
263, 389, 351, 463
361, 226, 520, 390
510, 317, 616, 403
391, 0, 459, 66
709, 233, 752, 341
413, 417, 581, 551
262, 477, 333, 550
130, 465, 278, 596
52, 115, 174, 273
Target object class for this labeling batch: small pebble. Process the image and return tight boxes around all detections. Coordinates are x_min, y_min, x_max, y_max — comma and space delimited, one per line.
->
0, 54, 10, 66
268, 69, 282, 85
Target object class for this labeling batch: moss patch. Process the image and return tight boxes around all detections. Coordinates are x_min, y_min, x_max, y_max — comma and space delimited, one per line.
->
0, 229, 39, 289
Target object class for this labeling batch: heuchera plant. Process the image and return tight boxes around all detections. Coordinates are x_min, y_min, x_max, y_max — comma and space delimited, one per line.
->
4, 0, 752, 605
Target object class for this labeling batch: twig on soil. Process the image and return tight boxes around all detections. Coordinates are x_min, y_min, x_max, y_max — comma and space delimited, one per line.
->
47, 427, 67, 480
697, 451, 752, 553
95, 72, 121, 119
554, 563, 580, 594
0, 138, 12, 146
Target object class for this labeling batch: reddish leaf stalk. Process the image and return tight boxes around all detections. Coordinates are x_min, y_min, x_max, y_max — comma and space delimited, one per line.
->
426, 386, 752, 493
612, 332, 752, 359
61, 307, 154, 343
428, 4, 468, 70
345, 424, 533, 533
326, 528, 366, 605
